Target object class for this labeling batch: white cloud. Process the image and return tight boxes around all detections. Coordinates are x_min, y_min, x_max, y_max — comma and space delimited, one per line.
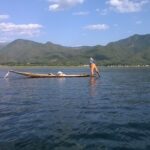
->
73, 11, 89, 16
49, 4, 59, 11
0, 15, 10, 21
0, 22, 42, 36
0, 14, 43, 42
0, 22, 43, 42
107, 0, 149, 13
84, 24, 109, 31
48, 0, 84, 11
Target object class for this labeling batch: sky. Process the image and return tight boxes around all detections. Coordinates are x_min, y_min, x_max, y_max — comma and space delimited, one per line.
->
0, 0, 150, 46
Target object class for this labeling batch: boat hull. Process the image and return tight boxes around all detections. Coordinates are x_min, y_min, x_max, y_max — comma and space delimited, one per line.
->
9, 70, 91, 78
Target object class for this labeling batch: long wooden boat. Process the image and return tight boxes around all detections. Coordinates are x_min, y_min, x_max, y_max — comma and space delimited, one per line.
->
9, 70, 91, 78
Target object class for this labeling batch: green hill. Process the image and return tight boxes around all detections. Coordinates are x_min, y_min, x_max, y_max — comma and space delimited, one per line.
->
0, 34, 149, 66
81, 34, 150, 65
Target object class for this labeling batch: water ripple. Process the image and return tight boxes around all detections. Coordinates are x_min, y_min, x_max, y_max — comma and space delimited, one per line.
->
0, 67, 150, 150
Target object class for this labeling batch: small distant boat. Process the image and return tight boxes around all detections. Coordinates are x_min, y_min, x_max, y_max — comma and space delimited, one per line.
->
9, 70, 91, 78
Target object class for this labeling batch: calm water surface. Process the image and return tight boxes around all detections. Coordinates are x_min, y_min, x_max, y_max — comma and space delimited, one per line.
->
0, 67, 150, 150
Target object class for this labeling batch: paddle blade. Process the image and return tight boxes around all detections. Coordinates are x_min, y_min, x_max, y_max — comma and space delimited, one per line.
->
4, 71, 10, 79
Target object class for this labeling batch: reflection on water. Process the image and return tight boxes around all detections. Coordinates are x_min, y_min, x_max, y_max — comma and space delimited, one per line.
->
57, 78, 66, 86
89, 77, 99, 97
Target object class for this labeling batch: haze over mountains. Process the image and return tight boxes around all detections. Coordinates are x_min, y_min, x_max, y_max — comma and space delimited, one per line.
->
0, 34, 150, 66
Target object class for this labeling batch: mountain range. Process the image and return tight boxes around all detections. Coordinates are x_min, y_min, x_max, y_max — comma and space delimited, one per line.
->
0, 34, 150, 66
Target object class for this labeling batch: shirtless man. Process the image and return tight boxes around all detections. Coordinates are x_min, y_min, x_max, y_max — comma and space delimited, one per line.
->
89, 57, 100, 77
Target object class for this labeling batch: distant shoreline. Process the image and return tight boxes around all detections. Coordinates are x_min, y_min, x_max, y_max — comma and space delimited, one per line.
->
0, 65, 150, 68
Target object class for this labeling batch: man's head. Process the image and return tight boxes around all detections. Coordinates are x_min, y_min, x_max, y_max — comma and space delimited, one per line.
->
90, 57, 94, 64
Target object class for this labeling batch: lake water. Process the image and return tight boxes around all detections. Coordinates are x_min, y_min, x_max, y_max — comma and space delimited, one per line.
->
0, 67, 150, 150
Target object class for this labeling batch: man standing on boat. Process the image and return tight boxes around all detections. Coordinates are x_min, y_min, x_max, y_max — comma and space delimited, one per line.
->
89, 57, 100, 77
